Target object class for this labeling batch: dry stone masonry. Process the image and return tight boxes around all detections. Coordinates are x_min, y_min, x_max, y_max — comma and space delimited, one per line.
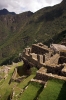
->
22, 42, 66, 83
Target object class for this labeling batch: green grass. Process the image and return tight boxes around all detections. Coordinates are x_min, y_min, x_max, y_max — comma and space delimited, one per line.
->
38, 79, 66, 100
0, 87, 11, 100
0, 61, 66, 100
9, 75, 35, 100
0, 62, 23, 100
18, 75, 35, 88
30, 67, 37, 75
19, 82, 43, 100
10, 75, 35, 99
9, 64, 37, 99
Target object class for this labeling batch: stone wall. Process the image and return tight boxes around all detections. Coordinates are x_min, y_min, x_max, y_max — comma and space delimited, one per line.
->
12, 68, 17, 80
58, 56, 66, 64
46, 64, 64, 75
22, 46, 46, 68
32, 43, 49, 54
22, 53, 45, 69
36, 71, 66, 81
61, 64, 66, 76
61, 38, 66, 46
35, 73, 49, 81
60, 51, 66, 57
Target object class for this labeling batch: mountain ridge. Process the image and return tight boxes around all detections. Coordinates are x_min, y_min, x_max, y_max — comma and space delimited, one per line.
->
0, 0, 66, 65
0, 8, 16, 15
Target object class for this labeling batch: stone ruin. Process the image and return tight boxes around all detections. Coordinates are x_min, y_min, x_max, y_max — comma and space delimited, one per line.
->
61, 38, 66, 46
22, 42, 66, 83
22, 43, 52, 68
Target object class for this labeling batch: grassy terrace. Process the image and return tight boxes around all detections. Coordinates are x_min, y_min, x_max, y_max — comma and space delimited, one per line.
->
0, 62, 24, 100
0, 65, 16, 100
11, 66, 37, 99
19, 82, 43, 100
12, 75, 35, 99
0, 61, 66, 100
38, 79, 66, 100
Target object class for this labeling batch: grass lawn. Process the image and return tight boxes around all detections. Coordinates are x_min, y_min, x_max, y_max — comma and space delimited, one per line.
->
19, 82, 43, 100
38, 79, 66, 100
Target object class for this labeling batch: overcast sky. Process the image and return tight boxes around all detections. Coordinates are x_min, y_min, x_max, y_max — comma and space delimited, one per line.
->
0, 0, 62, 14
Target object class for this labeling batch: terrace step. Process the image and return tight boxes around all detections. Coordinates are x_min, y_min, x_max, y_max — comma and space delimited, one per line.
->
31, 78, 46, 84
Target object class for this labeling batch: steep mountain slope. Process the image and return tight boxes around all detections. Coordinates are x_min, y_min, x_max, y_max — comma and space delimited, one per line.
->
0, 0, 66, 65
0, 11, 33, 64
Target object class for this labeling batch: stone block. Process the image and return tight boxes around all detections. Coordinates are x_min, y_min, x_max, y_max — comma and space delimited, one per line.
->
60, 51, 66, 57
37, 54, 44, 63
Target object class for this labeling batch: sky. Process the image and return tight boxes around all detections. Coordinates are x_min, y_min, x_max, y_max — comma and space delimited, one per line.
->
0, 0, 62, 14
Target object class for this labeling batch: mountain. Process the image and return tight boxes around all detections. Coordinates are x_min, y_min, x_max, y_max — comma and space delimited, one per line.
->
0, 0, 66, 65
0, 9, 16, 15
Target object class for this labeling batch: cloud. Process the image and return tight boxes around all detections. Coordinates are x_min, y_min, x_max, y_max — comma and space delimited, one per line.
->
0, 0, 62, 14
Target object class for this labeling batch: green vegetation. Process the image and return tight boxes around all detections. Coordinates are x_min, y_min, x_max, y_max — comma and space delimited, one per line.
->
19, 82, 43, 100
38, 79, 66, 100
18, 75, 35, 88
0, 61, 66, 100
0, 61, 38, 100
0, 0, 66, 65
0, 61, 23, 100
0, 1, 66, 98
0, 64, 17, 100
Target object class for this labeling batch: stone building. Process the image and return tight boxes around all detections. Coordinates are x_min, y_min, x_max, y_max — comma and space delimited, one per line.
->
50, 44, 66, 53
22, 42, 66, 83
22, 43, 52, 68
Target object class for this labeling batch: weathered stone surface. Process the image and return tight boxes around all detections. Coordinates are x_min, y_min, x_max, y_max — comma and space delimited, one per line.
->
50, 44, 66, 53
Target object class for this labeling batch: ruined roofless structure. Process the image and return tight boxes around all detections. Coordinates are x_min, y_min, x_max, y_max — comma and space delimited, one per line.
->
22, 43, 51, 68
22, 43, 66, 83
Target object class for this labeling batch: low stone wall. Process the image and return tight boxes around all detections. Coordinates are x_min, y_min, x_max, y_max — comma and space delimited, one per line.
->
36, 71, 66, 81
32, 44, 49, 54
22, 51, 46, 69
61, 71, 66, 77
12, 68, 17, 80
60, 51, 66, 57
46, 64, 64, 75
61, 64, 66, 76
58, 56, 66, 64
34, 73, 49, 81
